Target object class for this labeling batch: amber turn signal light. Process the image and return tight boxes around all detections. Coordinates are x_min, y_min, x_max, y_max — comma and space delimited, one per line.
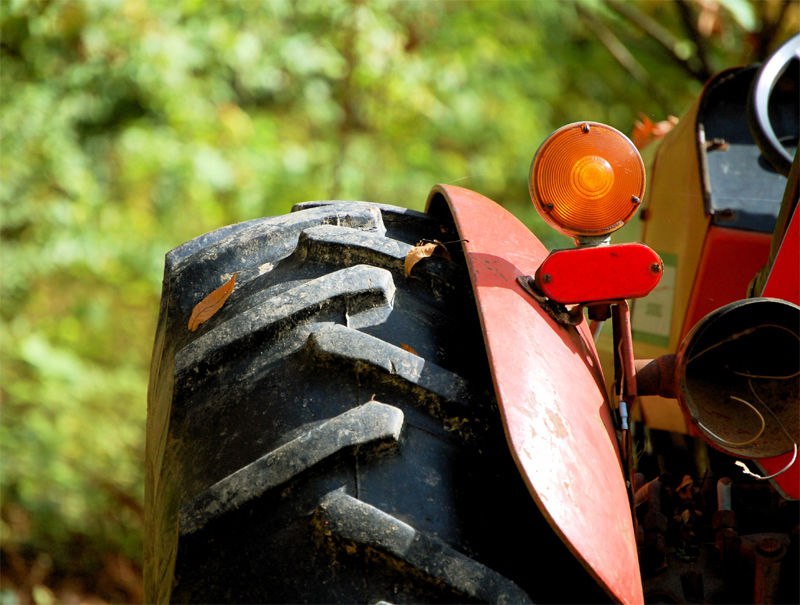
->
529, 121, 646, 239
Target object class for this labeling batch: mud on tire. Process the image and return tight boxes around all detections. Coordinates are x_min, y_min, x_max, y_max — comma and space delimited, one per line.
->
145, 200, 603, 604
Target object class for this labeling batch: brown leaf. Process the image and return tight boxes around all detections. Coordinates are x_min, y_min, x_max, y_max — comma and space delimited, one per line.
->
400, 343, 419, 356
404, 240, 451, 277
188, 273, 237, 331
632, 113, 679, 150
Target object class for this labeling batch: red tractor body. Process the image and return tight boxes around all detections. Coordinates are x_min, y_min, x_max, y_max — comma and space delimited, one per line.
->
428, 184, 643, 604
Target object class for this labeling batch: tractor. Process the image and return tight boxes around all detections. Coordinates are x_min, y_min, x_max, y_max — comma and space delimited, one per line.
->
145, 34, 798, 604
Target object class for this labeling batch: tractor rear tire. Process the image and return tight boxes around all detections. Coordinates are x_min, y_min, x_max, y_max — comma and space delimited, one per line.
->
145, 199, 604, 604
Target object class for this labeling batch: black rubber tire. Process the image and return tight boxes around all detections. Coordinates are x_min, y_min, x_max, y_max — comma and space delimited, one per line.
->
145, 199, 605, 604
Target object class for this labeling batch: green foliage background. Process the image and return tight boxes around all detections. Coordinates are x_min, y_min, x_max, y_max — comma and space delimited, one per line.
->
0, 0, 796, 599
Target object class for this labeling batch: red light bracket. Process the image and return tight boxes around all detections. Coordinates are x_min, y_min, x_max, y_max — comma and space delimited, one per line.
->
534, 243, 663, 304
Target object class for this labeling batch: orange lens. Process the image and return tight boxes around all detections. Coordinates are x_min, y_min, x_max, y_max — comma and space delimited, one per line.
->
529, 122, 645, 237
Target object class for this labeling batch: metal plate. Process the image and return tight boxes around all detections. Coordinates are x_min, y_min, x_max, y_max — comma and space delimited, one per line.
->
428, 185, 644, 605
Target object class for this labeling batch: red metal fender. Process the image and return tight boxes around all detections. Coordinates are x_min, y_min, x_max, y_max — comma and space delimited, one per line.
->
427, 184, 643, 605
758, 203, 800, 499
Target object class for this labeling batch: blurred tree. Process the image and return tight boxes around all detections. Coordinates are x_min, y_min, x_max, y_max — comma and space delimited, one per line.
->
0, 0, 796, 601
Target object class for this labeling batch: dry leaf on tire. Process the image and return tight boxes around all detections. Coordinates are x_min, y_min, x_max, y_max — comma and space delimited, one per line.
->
188, 273, 237, 331
404, 240, 451, 277
400, 343, 419, 356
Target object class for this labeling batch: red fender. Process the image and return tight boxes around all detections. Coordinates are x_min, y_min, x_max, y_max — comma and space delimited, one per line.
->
427, 184, 643, 605
758, 203, 800, 499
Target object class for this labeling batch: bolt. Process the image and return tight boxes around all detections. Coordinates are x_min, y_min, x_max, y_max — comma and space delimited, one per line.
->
757, 537, 784, 558
651, 263, 662, 273
705, 138, 729, 152
631, 195, 641, 205
542, 273, 552, 283
581, 123, 591, 133
754, 536, 786, 604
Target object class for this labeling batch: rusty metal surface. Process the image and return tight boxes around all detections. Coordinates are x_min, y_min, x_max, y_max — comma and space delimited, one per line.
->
427, 184, 644, 605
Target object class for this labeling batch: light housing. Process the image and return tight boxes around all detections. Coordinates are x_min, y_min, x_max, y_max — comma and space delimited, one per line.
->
529, 121, 646, 239
675, 298, 799, 459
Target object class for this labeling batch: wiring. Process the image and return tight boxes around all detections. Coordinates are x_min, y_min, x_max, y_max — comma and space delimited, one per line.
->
686, 323, 798, 480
